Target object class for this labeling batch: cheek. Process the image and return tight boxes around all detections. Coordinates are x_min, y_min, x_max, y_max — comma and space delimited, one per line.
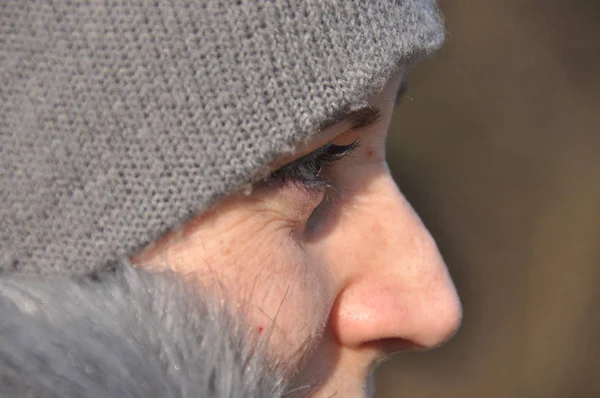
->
167, 207, 334, 361
219, 219, 333, 360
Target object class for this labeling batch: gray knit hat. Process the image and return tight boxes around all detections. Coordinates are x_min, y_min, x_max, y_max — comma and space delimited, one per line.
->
1, 0, 444, 276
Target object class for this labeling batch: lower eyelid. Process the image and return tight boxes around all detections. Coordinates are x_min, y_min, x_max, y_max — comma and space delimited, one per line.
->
275, 182, 327, 222
289, 179, 329, 201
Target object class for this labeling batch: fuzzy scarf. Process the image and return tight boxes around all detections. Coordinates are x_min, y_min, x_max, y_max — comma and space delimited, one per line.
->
0, 263, 288, 397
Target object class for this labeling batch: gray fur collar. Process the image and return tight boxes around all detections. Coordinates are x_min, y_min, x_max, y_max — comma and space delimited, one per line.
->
0, 262, 288, 397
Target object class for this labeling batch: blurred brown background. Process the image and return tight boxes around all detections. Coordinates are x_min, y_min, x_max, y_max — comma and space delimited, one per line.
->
376, 1, 600, 397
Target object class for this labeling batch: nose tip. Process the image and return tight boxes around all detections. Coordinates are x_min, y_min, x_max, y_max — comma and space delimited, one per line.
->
331, 266, 462, 352
408, 280, 463, 349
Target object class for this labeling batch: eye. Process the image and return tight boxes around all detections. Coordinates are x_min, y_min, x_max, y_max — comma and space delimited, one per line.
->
266, 140, 360, 192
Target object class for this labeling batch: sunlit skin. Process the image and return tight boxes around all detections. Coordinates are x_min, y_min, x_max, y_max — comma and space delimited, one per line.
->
131, 73, 462, 397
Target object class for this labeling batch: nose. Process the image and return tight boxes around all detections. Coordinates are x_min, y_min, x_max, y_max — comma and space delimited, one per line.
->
327, 173, 462, 351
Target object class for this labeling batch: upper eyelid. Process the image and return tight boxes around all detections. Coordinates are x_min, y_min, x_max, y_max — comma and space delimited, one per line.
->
269, 140, 360, 181
274, 143, 332, 175
281, 140, 359, 170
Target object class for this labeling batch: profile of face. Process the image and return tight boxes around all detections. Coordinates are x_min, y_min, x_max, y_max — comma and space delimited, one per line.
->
131, 73, 462, 397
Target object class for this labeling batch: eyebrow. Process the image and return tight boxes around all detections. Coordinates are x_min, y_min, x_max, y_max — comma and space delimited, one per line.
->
317, 77, 409, 132
318, 106, 382, 132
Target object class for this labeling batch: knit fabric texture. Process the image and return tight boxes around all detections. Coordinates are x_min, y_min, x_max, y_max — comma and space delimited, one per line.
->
1, 0, 444, 276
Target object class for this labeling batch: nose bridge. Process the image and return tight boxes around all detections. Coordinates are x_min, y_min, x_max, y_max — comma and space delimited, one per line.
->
331, 175, 462, 350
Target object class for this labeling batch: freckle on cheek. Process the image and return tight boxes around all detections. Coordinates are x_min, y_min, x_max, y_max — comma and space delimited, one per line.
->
258, 326, 264, 334
366, 148, 374, 158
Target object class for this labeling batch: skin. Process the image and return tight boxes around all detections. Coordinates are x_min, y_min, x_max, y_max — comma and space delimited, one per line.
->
131, 73, 462, 397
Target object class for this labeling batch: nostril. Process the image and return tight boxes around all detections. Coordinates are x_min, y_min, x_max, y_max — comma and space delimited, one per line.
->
357, 338, 427, 370
368, 337, 426, 355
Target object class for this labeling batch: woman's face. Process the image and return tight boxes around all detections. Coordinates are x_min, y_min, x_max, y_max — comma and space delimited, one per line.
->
132, 74, 462, 397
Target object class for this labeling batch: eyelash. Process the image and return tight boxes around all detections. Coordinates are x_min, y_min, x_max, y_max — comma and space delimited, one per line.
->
266, 140, 360, 191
